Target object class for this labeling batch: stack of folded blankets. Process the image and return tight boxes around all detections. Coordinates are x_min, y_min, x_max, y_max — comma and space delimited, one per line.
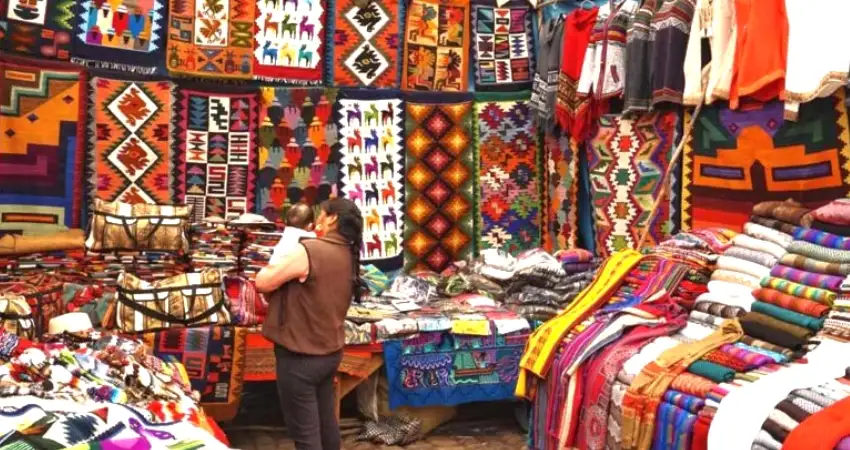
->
188, 221, 242, 274
82, 251, 188, 286
240, 231, 285, 280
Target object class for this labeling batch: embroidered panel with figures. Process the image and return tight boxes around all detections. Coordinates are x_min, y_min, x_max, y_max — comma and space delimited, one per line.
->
256, 88, 342, 222
475, 92, 540, 253
404, 93, 475, 273
336, 90, 404, 271
166, 0, 256, 79
0, 0, 73, 60
0, 59, 86, 235
471, 0, 534, 91
253, 0, 325, 83
332, 0, 401, 87
402, 0, 470, 92
71, 0, 167, 74
89, 78, 174, 206
588, 111, 678, 257
175, 89, 258, 222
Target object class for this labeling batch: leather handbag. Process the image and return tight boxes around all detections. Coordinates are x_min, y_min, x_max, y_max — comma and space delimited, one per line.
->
86, 199, 191, 253
115, 269, 231, 332
0, 293, 35, 339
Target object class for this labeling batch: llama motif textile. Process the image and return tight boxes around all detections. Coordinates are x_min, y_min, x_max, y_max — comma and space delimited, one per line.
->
546, 131, 579, 251
256, 88, 341, 222
588, 111, 678, 257
89, 78, 173, 205
402, 0, 470, 92
336, 90, 404, 271
404, 93, 475, 273
475, 92, 540, 253
0, 0, 73, 60
682, 94, 850, 231
471, 0, 534, 91
0, 60, 85, 235
72, 0, 167, 74
332, 0, 401, 87
253, 0, 325, 82
175, 89, 258, 223
166, 0, 255, 78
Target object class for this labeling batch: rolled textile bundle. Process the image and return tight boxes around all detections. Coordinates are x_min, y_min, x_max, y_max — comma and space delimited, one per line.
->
0, 229, 85, 255
778, 253, 850, 277
811, 199, 850, 227
812, 219, 850, 237
670, 372, 717, 398
753, 288, 830, 318
706, 280, 758, 299
711, 269, 762, 290
740, 312, 814, 350
735, 342, 790, 364
752, 200, 813, 227
662, 389, 707, 414
717, 255, 771, 280
694, 301, 747, 318
716, 343, 773, 371
792, 228, 850, 251
690, 310, 726, 328
702, 349, 750, 372
751, 216, 798, 235
739, 336, 798, 360
788, 240, 850, 264
744, 223, 794, 249
733, 234, 787, 259
769, 265, 844, 292
724, 246, 778, 269
751, 301, 826, 332
688, 360, 736, 383
761, 277, 836, 305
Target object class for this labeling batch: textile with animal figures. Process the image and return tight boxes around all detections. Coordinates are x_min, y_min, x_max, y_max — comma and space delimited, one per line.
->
588, 111, 678, 257
682, 93, 850, 231
475, 91, 540, 253
253, 0, 324, 82
402, 0, 470, 91
89, 78, 174, 206
471, 0, 533, 91
0, 59, 85, 235
143, 325, 246, 421
0, 0, 73, 60
256, 88, 341, 222
336, 90, 404, 271
165, 0, 256, 78
175, 88, 258, 223
383, 328, 529, 409
71, 0, 167, 74
545, 130, 579, 251
404, 93, 475, 273
332, 0, 401, 87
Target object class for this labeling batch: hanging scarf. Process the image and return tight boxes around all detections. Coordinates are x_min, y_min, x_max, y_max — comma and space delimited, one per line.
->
556, 7, 600, 139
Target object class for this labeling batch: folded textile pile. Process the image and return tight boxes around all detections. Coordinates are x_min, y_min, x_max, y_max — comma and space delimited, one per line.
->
189, 222, 242, 274
240, 231, 284, 280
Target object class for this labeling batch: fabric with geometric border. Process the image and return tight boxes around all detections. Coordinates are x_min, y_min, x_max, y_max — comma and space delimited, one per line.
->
0, 0, 73, 60
256, 88, 342, 223
402, 0, 470, 92
335, 89, 404, 272
681, 93, 850, 232
88, 78, 174, 207
252, 0, 325, 82
544, 128, 579, 251
471, 0, 534, 92
174, 87, 259, 223
71, 0, 168, 74
0, 57, 86, 235
475, 91, 541, 254
331, 0, 402, 88
165, 0, 256, 79
403, 92, 475, 273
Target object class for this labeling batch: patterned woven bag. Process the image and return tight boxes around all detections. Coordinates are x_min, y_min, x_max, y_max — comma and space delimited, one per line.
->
0, 275, 64, 338
85, 199, 191, 253
223, 276, 268, 326
115, 269, 231, 332
0, 294, 35, 340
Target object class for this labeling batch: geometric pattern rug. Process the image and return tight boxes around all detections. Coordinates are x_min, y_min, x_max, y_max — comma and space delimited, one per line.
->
474, 91, 540, 253
1, 0, 74, 61
682, 94, 850, 231
332, 0, 401, 87
402, 0, 471, 92
544, 130, 579, 251
471, 0, 534, 91
404, 92, 475, 273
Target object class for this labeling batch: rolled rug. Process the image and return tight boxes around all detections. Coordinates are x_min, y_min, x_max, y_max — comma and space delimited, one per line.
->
750, 301, 826, 332
740, 312, 814, 350
688, 360, 736, 383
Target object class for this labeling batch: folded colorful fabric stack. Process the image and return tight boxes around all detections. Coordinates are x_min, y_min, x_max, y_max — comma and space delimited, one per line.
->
240, 231, 284, 280
188, 222, 242, 274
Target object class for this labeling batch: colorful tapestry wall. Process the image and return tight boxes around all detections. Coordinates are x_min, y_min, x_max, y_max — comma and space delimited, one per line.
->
0, 0, 74, 60
332, 0, 401, 88
402, 0, 470, 92
72, 0, 167, 74
88, 78, 174, 205
545, 131, 579, 251
253, 0, 325, 83
0, 59, 85, 235
404, 93, 475, 273
474, 91, 540, 253
336, 90, 405, 271
682, 94, 850, 231
588, 111, 678, 257
256, 87, 341, 221
175, 88, 258, 223
471, 0, 534, 91
383, 329, 528, 409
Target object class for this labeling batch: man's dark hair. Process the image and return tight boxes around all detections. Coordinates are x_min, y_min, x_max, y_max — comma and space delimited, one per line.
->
285, 204, 314, 229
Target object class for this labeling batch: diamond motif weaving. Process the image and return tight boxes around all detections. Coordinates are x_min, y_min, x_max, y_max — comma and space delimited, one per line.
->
332, 0, 400, 87
471, 1, 534, 91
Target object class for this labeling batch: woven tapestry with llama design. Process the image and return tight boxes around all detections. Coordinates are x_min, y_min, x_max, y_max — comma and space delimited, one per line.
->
402, 0, 470, 92
253, 0, 325, 82
175, 88, 258, 222
88, 78, 174, 206
1, 0, 74, 60
332, 0, 401, 87
471, 0, 534, 91
256, 88, 342, 222
336, 90, 404, 271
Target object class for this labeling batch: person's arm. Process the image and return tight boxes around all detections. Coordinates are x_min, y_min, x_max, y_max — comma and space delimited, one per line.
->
255, 243, 310, 293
